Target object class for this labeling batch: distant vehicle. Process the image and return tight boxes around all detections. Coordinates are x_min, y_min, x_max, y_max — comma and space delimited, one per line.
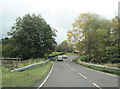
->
62, 55, 68, 59
57, 55, 63, 61
74, 50, 79, 53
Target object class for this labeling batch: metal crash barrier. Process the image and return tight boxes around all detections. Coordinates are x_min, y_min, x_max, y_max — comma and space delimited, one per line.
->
11, 60, 49, 72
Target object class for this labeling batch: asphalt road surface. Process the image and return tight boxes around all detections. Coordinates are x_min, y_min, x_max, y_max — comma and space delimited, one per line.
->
41, 56, 119, 88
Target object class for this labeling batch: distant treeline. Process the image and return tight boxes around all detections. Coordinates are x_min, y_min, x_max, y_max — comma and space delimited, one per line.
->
55, 40, 74, 52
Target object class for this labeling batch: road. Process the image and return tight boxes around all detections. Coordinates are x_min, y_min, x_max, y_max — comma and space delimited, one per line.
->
39, 56, 119, 89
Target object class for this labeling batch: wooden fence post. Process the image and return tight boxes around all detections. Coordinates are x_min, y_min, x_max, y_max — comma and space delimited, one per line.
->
16, 59, 18, 68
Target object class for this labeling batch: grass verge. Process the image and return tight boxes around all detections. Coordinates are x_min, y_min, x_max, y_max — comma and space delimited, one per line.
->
2, 61, 53, 87
64, 52, 78, 56
73, 59, 120, 76
48, 52, 62, 56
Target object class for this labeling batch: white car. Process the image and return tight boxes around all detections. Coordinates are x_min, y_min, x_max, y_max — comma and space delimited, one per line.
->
57, 55, 63, 61
62, 55, 68, 59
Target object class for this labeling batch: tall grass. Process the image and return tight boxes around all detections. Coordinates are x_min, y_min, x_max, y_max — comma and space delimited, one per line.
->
2, 61, 53, 87
73, 58, 120, 76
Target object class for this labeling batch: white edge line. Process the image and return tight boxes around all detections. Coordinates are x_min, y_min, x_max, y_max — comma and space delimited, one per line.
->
37, 62, 55, 88
93, 83, 101, 88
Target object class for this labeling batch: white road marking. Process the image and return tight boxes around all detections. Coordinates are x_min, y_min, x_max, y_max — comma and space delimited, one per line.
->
68, 66, 70, 68
65, 62, 87, 79
70, 68, 76, 72
65, 61, 103, 88
64, 62, 70, 68
67, 65, 70, 68
37, 62, 55, 88
78, 73, 87, 79
93, 83, 101, 89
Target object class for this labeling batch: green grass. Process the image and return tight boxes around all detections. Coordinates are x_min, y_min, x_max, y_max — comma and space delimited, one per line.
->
48, 52, 62, 56
2, 61, 53, 87
64, 52, 78, 56
73, 59, 120, 76
102, 63, 119, 68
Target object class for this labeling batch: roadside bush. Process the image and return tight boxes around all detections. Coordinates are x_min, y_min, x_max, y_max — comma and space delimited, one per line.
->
77, 56, 88, 62
72, 58, 78, 63
112, 58, 120, 64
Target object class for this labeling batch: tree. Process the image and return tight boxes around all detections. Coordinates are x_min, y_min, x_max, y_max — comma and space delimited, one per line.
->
109, 16, 120, 63
1, 37, 9, 45
2, 13, 57, 59
67, 12, 119, 64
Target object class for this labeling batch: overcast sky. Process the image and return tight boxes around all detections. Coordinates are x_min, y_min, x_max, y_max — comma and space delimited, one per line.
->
1, 0, 119, 44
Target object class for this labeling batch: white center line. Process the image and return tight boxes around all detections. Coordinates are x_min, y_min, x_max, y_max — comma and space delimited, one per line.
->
93, 83, 101, 89
65, 62, 102, 89
65, 62, 87, 79
68, 66, 70, 68
78, 73, 87, 79
71, 68, 76, 72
